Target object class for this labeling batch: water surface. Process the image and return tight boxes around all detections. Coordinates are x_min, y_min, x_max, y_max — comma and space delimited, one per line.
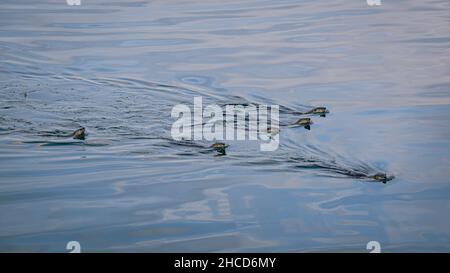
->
1, 0, 450, 252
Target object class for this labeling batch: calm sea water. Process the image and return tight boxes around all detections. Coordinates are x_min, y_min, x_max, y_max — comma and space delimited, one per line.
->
1, 0, 450, 252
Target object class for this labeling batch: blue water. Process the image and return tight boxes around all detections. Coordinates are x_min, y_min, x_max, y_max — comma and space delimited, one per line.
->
1, 0, 450, 252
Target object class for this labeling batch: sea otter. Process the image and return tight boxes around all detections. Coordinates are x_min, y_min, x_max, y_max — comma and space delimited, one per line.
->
71, 127, 86, 140
210, 142, 229, 155
294, 118, 313, 130
305, 107, 329, 117
369, 173, 395, 184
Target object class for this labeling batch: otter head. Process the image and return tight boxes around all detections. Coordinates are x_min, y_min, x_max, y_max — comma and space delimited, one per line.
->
296, 118, 312, 126
372, 173, 394, 183
210, 143, 228, 155
313, 107, 327, 113
267, 127, 279, 135
310, 107, 329, 117
211, 143, 227, 149
72, 127, 85, 140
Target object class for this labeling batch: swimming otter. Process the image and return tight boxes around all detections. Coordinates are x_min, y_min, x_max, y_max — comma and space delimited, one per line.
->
71, 127, 86, 140
369, 173, 394, 184
305, 107, 329, 117
210, 142, 229, 155
294, 118, 313, 130
265, 127, 279, 137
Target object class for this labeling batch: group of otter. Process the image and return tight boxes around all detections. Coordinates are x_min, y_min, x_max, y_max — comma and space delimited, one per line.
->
204, 107, 326, 156
68, 106, 393, 183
